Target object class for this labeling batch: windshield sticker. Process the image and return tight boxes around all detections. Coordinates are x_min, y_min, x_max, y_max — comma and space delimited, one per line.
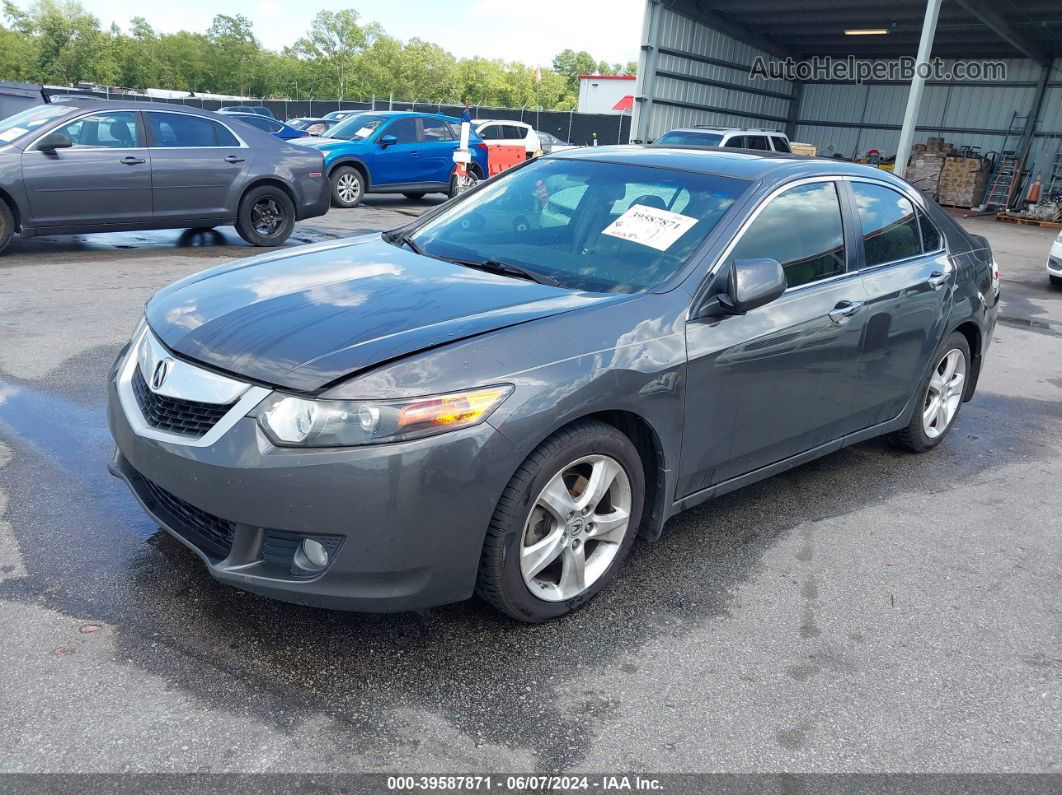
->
0, 127, 28, 142
355, 127, 375, 138
601, 205, 698, 251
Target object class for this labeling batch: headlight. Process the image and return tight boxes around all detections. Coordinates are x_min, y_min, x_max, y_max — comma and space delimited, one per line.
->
255, 385, 513, 447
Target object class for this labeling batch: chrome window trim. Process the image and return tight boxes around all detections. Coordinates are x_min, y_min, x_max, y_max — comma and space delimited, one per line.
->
142, 108, 250, 148
116, 326, 270, 448
844, 176, 947, 268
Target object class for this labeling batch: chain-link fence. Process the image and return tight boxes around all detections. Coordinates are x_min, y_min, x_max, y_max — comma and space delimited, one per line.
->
44, 87, 634, 147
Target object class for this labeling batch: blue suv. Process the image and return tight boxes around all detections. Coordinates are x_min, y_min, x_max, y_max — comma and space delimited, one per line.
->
295, 111, 489, 206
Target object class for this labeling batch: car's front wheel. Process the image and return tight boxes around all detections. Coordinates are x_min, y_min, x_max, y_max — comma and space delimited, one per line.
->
330, 166, 364, 207
235, 186, 294, 247
895, 331, 971, 452
1051, 275, 1062, 289
477, 419, 644, 622
0, 200, 14, 255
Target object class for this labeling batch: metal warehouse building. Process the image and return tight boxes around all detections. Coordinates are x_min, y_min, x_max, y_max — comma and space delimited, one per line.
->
631, 0, 1062, 197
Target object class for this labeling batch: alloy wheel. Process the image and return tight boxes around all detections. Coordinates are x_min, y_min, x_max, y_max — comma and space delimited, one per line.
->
336, 173, 360, 204
923, 348, 966, 439
250, 197, 284, 236
520, 454, 632, 602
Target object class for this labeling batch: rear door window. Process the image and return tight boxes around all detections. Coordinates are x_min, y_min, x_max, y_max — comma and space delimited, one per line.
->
723, 136, 746, 148
771, 136, 791, 153
728, 181, 847, 288
745, 136, 771, 151
146, 113, 239, 147
421, 118, 453, 141
917, 208, 942, 251
851, 182, 923, 266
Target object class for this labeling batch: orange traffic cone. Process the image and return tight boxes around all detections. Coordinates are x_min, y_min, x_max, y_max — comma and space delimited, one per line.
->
1027, 170, 1042, 204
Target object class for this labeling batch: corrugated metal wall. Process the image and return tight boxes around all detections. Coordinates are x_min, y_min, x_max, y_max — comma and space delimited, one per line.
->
634, 3, 1062, 187
632, 4, 796, 139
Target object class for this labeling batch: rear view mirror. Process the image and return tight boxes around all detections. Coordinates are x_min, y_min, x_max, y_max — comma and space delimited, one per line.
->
379, 134, 397, 147
37, 131, 72, 152
698, 258, 787, 318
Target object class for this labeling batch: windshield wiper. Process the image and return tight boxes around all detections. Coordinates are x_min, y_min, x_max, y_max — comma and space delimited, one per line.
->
386, 230, 424, 256
446, 257, 560, 287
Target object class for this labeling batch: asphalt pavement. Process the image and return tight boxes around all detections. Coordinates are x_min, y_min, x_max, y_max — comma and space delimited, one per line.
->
0, 199, 1059, 775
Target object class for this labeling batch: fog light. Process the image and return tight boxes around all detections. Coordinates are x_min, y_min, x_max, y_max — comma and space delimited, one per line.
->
294, 538, 329, 572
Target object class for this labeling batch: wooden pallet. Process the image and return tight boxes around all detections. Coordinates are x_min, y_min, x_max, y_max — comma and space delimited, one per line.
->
994, 213, 1062, 228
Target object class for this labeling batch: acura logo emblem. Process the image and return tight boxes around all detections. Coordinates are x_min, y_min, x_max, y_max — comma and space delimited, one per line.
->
151, 359, 173, 391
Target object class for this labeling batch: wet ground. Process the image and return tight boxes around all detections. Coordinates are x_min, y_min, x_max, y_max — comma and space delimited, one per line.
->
0, 199, 1060, 774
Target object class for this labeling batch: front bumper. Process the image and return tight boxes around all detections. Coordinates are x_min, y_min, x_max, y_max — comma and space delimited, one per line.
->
106, 353, 523, 612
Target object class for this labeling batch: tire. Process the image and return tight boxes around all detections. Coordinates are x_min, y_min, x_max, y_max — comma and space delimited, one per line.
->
330, 166, 364, 207
476, 419, 645, 622
402, 192, 426, 201
234, 185, 295, 247
0, 200, 14, 255
894, 331, 971, 452
448, 169, 481, 199
1050, 275, 1062, 289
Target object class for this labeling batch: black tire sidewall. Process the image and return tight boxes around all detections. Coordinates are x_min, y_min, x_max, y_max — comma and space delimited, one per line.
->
0, 201, 13, 254
330, 166, 364, 207
236, 186, 294, 247
1050, 275, 1062, 289
482, 422, 644, 622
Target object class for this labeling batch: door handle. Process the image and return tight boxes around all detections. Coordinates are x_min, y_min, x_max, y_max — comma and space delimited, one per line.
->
409, 151, 420, 157
120, 156, 145, 165
828, 300, 865, 325
224, 155, 245, 164
928, 271, 950, 289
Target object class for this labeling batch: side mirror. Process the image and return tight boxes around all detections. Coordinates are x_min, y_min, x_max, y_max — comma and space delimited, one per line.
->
379, 134, 397, 148
698, 258, 787, 318
37, 131, 72, 152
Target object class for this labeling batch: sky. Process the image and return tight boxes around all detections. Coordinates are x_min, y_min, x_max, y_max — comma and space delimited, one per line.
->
72, 0, 645, 67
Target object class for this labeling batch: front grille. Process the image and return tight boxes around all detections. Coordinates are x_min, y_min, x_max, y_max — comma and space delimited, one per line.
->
132, 365, 233, 437
139, 475, 235, 559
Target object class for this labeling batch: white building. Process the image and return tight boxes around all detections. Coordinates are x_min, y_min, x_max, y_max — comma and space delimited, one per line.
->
577, 75, 636, 115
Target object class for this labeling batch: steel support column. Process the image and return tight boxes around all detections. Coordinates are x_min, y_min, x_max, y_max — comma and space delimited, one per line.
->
894, 0, 943, 179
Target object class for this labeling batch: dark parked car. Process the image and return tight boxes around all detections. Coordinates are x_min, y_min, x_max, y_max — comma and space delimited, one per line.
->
222, 111, 309, 141
286, 117, 332, 136
0, 101, 329, 253
107, 147, 999, 621
219, 105, 274, 118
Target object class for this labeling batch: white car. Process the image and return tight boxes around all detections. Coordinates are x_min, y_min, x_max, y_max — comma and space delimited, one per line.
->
653, 126, 792, 153
1049, 229, 1062, 288
473, 119, 540, 159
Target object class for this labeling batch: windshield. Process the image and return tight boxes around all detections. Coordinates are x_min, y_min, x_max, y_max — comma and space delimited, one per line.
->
0, 104, 74, 144
326, 114, 386, 141
655, 131, 724, 147
409, 158, 750, 293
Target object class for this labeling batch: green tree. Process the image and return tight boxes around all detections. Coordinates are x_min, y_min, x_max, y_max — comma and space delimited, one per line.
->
4, 0, 115, 84
207, 14, 259, 96
292, 9, 367, 99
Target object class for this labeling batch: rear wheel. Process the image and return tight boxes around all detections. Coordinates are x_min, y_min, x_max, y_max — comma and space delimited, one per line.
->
477, 419, 644, 622
330, 166, 364, 207
894, 331, 971, 452
235, 185, 295, 247
402, 192, 426, 201
448, 168, 481, 199
0, 200, 13, 255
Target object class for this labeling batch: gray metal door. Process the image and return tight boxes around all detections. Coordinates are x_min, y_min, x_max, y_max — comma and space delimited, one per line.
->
22, 110, 152, 228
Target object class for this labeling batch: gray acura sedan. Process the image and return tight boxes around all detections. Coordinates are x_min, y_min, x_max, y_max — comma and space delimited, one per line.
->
0, 101, 329, 253
107, 147, 999, 621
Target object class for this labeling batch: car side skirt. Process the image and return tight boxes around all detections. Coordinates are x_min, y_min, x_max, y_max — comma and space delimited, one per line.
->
667, 411, 911, 518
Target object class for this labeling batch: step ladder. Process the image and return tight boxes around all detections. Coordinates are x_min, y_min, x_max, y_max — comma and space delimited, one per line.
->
1046, 150, 1062, 200
980, 111, 1028, 211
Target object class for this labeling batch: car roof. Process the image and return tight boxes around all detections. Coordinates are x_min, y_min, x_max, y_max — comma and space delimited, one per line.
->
550, 144, 910, 187
663, 127, 786, 136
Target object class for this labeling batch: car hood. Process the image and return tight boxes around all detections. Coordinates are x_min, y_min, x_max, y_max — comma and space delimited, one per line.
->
146, 235, 633, 392
293, 137, 363, 150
